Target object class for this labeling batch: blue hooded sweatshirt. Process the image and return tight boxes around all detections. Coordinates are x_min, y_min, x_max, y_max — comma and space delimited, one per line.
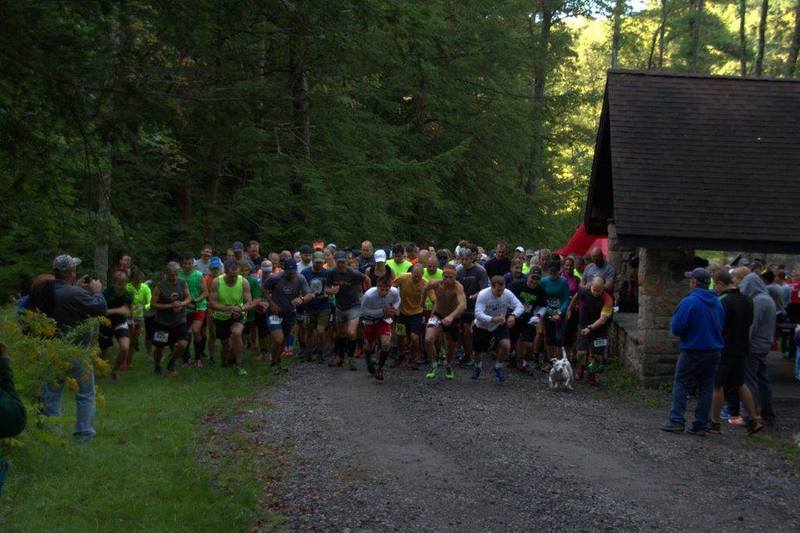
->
670, 288, 725, 351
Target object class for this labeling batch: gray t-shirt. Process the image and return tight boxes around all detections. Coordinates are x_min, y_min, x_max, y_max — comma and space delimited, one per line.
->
583, 262, 616, 286
456, 263, 489, 311
155, 278, 188, 328
328, 268, 367, 310
265, 272, 310, 314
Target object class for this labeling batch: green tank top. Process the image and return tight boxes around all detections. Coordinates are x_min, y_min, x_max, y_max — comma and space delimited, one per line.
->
213, 274, 244, 320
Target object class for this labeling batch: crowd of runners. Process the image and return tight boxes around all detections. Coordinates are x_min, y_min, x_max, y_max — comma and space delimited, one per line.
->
34, 240, 618, 385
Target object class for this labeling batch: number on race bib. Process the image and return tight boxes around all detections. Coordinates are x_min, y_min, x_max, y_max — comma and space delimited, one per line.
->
427, 316, 441, 327
593, 337, 608, 348
269, 315, 283, 326
153, 330, 169, 343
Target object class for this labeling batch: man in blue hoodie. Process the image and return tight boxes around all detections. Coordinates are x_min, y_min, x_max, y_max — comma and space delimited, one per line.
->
661, 268, 725, 436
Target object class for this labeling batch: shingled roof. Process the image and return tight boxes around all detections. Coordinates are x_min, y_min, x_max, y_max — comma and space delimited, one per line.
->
584, 70, 800, 253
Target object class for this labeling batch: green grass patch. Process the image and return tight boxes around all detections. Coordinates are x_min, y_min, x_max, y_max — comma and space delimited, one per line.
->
0, 354, 282, 532
590, 359, 670, 409
747, 433, 800, 466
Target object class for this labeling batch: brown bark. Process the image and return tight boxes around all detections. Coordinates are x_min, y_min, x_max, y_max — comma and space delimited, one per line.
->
755, 0, 768, 76
289, 44, 311, 162
689, 0, 704, 72
788, 1, 800, 77
611, 0, 626, 69
527, 5, 554, 195
658, 0, 668, 68
739, 0, 748, 76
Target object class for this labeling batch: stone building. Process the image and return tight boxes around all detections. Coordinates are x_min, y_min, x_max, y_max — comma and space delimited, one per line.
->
583, 70, 800, 386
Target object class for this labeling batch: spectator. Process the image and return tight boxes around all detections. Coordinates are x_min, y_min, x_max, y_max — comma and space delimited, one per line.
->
582, 247, 616, 293
0, 343, 27, 496
661, 268, 724, 436
41, 254, 107, 443
739, 272, 777, 426
708, 271, 764, 435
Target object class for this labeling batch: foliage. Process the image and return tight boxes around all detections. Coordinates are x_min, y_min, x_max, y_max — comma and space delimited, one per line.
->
0, 351, 281, 531
1, 0, 799, 296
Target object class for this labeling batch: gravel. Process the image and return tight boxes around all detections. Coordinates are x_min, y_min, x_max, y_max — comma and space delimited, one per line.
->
213, 360, 800, 532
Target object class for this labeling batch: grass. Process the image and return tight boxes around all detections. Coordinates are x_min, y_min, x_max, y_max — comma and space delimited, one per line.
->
747, 433, 800, 466
0, 350, 282, 532
588, 359, 671, 409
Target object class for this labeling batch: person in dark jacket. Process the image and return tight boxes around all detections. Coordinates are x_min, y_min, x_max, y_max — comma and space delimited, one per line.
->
0, 343, 26, 495
661, 268, 725, 436
708, 272, 763, 435
739, 272, 777, 425
40, 254, 107, 443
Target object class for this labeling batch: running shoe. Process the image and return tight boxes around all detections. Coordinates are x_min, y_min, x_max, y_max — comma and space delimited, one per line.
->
445, 366, 454, 381
494, 366, 505, 382
154, 366, 163, 376
746, 418, 765, 436
720, 405, 732, 420
659, 421, 685, 433
425, 365, 438, 380
728, 416, 747, 427
471, 365, 481, 381
708, 421, 722, 434
366, 354, 376, 375
375, 367, 385, 381
196, 359, 204, 369
237, 367, 248, 377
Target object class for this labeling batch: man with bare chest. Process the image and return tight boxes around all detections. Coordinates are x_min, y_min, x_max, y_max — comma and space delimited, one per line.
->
422, 264, 467, 380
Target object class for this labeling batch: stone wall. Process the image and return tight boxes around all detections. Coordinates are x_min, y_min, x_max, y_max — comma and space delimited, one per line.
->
635, 247, 694, 387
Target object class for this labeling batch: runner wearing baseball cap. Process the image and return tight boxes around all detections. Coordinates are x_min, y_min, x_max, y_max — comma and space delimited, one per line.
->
301, 251, 332, 362
328, 250, 369, 369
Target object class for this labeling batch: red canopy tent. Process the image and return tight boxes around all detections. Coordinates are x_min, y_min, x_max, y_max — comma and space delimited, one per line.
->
555, 223, 608, 257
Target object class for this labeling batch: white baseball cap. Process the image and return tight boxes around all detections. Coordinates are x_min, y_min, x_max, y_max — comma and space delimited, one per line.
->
374, 250, 387, 263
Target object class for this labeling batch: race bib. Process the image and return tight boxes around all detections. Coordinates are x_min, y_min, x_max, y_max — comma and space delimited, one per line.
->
395, 323, 407, 336
593, 337, 608, 348
153, 330, 169, 343
547, 298, 560, 309
269, 315, 283, 326
427, 315, 441, 327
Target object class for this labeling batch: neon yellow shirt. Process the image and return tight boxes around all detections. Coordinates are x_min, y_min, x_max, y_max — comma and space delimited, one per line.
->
127, 282, 151, 319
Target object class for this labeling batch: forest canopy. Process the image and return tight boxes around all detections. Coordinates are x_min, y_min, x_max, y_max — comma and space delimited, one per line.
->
1, 0, 799, 295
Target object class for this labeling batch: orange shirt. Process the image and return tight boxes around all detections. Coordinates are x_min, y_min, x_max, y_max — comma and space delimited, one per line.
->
392, 273, 426, 315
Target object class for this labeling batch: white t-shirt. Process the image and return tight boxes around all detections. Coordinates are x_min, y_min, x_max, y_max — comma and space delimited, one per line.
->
360, 287, 401, 322
474, 287, 524, 331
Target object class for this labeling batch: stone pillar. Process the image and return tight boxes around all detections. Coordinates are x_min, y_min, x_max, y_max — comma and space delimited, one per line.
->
637, 247, 694, 387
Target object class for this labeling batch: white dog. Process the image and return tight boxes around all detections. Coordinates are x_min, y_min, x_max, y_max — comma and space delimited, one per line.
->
548, 348, 574, 391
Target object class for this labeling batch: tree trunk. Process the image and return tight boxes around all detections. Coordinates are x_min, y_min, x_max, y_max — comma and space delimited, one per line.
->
689, 0, 704, 72
755, 0, 768, 76
610, 0, 626, 69
94, 164, 112, 284
289, 44, 311, 162
527, 7, 553, 195
739, 0, 748, 76
788, 0, 800, 77
658, 0, 668, 69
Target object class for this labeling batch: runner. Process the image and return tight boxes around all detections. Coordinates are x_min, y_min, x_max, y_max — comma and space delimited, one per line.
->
150, 262, 191, 376
422, 264, 466, 380
99, 271, 132, 381
406, 244, 419, 265
567, 277, 613, 385
456, 244, 489, 366
582, 246, 616, 293
296, 245, 314, 272
365, 250, 393, 286
204, 256, 223, 364
391, 264, 427, 369
232, 241, 245, 264
388, 244, 412, 275
263, 259, 312, 374
358, 241, 375, 273
254, 259, 273, 360
239, 261, 263, 359
540, 261, 571, 369
246, 240, 264, 271
360, 276, 401, 380
179, 252, 209, 368
301, 251, 332, 363
422, 254, 443, 317
485, 242, 511, 278
470, 276, 524, 382
328, 250, 369, 370
209, 259, 254, 375
127, 266, 151, 363
194, 244, 213, 275
509, 266, 546, 374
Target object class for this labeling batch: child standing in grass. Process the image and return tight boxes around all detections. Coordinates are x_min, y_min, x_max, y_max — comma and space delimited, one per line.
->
0, 343, 27, 495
